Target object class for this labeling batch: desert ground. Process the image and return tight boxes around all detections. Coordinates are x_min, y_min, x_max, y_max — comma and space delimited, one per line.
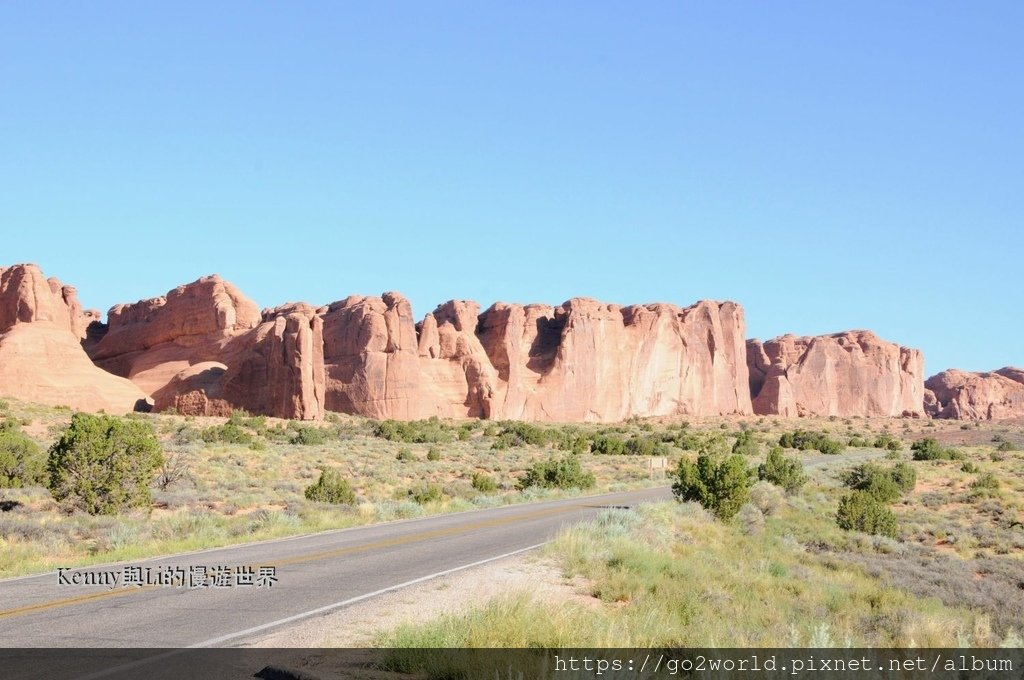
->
1, 398, 1022, 648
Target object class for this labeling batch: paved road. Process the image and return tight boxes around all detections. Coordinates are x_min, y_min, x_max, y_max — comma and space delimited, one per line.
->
0, 486, 671, 649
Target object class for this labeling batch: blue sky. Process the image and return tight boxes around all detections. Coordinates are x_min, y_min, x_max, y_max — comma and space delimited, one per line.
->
1, 2, 1020, 374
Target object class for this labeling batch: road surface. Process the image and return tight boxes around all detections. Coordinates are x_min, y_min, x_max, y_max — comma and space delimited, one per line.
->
0, 486, 671, 648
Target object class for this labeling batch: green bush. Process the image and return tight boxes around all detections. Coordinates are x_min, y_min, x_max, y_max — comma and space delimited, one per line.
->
836, 491, 898, 538
374, 418, 455, 444
290, 425, 328, 446
395, 448, 416, 462
471, 472, 498, 493
970, 473, 1000, 491
304, 468, 356, 504
624, 436, 668, 456
731, 430, 759, 456
757, 446, 807, 494
201, 414, 254, 445
673, 453, 753, 520
0, 428, 46, 488
590, 435, 626, 456
961, 461, 979, 473
910, 437, 954, 461
873, 433, 903, 451
409, 483, 444, 504
47, 413, 163, 515
841, 463, 901, 503
519, 456, 595, 490
847, 436, 871, 448
996, 440, 1016, 452
778, 429, 843, 455
889, 462, 917, 493
426, 447, 441, 462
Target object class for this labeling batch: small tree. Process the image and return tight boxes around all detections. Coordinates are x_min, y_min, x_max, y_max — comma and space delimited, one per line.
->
673, 453, 753, 520
0, 428, 46, 488
758, 446, 807, 494
836, 491, 898, 538
47, 413, 163, 515
304, 468, 356, 504
841, 462, 902, 503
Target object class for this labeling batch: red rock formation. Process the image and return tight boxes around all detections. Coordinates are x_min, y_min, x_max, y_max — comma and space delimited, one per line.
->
0, 264, 148, 413
476, 298, 752, 421
924, 368, 1024, 420
321, 293, 420, 419
88, 278, 323, 420
747, 331, 924, 417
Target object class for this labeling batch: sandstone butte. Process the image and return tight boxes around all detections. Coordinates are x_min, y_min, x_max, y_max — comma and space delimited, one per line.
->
84, 277, 753, 422
1, 264, 1018, 422
0, 264, 147, 413
924, 368, 1024, 420
746, 331, 925, 418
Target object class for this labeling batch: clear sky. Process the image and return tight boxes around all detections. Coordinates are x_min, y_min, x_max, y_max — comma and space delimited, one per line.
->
2, 2, 1020, 374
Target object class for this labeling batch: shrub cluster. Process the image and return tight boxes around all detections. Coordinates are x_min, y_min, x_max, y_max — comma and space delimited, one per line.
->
374, 418, 455, 444
757, 446, 806, 494
519, 456, 595, 490
835, 461, 916, 538
304, 468, 356, 504
471, 472, 498, 493
409, 483, 444, 504
673, 452, 753, 520
910, 437, 963, 461
872, 433, 904, 451
778, 429, 844, 455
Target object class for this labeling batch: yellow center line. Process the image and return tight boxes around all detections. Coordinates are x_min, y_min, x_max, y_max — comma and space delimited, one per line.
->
0, 502, 584, 621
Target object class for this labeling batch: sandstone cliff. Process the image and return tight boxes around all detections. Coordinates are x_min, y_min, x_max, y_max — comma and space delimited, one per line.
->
924, 368, 1024, 420
747, 331, 924, 417
0, 264, 147, 413
87, 278, 324, 420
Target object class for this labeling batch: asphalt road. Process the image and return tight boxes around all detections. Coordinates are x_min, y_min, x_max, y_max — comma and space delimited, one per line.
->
0, 486, 671, 649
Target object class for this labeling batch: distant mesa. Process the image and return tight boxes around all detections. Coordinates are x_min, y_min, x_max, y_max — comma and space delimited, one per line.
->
746, 331, 925, 418
924, 368, 1024, 421
0, 263, 1018, 422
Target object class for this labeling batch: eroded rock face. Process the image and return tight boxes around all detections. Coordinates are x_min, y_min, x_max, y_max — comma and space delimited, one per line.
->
87, 278, 323, 420
0, 264, 148, 413
321, 292, 420, 419
475, 298, 752, 422
747, 331, 925, 417
924, 368, 1024, 420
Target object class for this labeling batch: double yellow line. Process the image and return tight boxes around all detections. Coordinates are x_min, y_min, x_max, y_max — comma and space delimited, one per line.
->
0, 502, 581, 622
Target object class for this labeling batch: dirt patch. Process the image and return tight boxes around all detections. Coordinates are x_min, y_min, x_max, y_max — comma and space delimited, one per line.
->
242, 551, 592, 647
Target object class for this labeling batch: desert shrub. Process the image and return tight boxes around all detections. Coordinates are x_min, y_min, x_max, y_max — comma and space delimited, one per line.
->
910, 437, 958, 461
47, 413, 164, 515
374, 418, 454, 444
493, 421, 551, 448
778, 429, 843, 455
457, 426, 471, 442
989, 450, 1007, 462
560, 434, 591, 455
201, 414, 253, 445
471, 472, 498, 493
848, 436, 871, 448
426, 447, 441, 461
961, 461, 979, 473
757, 446, 807, 493
873, 433, 903, 451
736, 503, 765, 535
841, 463, 902, 503
836, 491, 898, 538
731, 430, 759, 456
409, 483, 444, 504
995, 440, 1016, 452
155, 446, 193, 491
672, 453, 753, 520
590, 435, 626, 456
290, 425, 328, 446
395, 448, 416, 462
889, 462, 917, 493
304, 468, 356, 504
970, 473, 1000, 492
749, 480, 784, 516
624, 435, 668, 456
519, 456, 595, 490
0, 428, 46, 488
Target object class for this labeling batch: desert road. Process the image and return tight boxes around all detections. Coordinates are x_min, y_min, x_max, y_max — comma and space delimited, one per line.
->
0, 486, 671, 648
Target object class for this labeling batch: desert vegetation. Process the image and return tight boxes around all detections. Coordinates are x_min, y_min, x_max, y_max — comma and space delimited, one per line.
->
380, 416, 1024, 650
